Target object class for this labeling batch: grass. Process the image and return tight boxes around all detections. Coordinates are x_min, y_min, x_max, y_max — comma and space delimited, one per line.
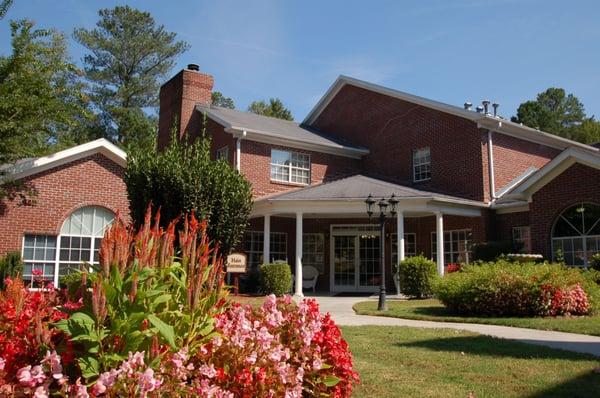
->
342, 325, 600, 398
228, 294, 267, 308
353, 299, 600, 336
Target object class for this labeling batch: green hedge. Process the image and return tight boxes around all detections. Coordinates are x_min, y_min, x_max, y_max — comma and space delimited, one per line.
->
259, 263, 292, 296
398, 255, 438, 299
0, 251, 23, 289
433, 260, 600, 317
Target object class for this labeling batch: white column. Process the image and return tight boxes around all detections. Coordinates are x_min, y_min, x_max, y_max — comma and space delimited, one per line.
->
263, 214, 270, 264
397, 211, 405, 263
294, 211, 303, 297
436, 212, 445, 276
235, 138, 241, 171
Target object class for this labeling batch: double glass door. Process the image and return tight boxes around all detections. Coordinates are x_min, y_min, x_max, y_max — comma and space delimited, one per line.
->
331, 226, 382, 292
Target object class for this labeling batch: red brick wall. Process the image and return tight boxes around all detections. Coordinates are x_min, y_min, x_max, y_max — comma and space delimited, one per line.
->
205, 118, 236, 164
158, 69, 214, 149
0, 154, 130, 256
310, 85, 487, 201
529, 163, 600, 259
495, 211, 531, 244
491, 133, 559, 194
240, 140, 360, 198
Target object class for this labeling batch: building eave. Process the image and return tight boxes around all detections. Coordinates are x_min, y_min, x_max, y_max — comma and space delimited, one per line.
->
1, 138, 126, 181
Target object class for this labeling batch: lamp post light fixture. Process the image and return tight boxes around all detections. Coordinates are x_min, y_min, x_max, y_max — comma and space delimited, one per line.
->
365, 193, 398, 311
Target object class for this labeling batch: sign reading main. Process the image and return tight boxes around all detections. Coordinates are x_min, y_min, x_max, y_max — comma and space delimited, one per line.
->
226, 253, 247, 273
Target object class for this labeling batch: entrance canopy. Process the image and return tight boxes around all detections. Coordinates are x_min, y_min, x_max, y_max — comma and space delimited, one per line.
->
252, 174, 486, 218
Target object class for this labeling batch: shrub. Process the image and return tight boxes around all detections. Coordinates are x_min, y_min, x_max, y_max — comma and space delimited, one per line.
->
590, 253, 600, 271
0, 252, 22, 289
433, 260, 600, 317
125, 131, 253, 253
259, 263, 292, 296
58, 271, 88, 300
398, 255, 438, 299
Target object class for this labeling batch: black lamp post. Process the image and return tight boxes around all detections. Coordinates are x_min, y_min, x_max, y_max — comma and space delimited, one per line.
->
365, 193, 398, 311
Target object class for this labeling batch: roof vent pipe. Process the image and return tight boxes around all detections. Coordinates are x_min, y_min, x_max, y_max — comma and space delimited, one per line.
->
492, 102, 499, 117
187, 63, 200, 71
482, 100, 490, 115
464, 101, 472, 111
476, 106, 484, 113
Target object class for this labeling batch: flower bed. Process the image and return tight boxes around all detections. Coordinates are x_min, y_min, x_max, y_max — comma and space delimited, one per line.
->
433, 260, 600, 317
0, 209, 358, 397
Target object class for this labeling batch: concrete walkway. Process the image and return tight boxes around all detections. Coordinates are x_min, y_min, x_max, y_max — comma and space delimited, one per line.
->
312, 296, 600, 357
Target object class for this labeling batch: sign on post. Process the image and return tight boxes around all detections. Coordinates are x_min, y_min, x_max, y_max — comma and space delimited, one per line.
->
226, 253, 247, 273
226, 253, 247, 294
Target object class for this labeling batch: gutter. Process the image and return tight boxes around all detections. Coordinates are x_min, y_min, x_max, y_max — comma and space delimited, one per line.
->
487, 129, 497, 203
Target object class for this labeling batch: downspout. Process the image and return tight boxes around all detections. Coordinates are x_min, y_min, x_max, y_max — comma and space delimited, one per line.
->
235, 130, 246, 172
487, 129, 497, 203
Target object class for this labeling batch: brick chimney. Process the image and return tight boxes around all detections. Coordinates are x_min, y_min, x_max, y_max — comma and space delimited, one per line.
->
158, 64, 214, 148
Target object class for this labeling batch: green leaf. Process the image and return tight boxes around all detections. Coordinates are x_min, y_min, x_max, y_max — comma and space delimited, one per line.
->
323, 375, 340, 387
78, 356, 100, 379
147, 314, 177, 348
153, 293, 172, 306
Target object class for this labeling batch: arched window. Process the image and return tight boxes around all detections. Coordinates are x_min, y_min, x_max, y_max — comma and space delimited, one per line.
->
22, 206, 115, 287
552, 203, 600, 267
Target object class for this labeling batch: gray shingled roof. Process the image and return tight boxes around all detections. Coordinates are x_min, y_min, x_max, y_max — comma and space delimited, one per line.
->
197, 105, 368, 155
263, 175, 484, 205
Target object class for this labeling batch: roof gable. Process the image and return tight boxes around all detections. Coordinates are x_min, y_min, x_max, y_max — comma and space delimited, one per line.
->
1, 138, 126, 181
304, 75, 599, 153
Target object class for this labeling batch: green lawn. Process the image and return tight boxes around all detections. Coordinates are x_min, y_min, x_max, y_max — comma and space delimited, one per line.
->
353, 299, 600, 336
342, 325, 600, 398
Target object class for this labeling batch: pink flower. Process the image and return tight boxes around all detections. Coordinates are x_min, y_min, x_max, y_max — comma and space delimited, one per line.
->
32, 269, 43, 277
0, 357, 5, 371
72, 379, 89, 398
139, 368, 162, 393
33, 386, 49, 398
42, 350, 63, 380
17, 365, 46, 387
199, 364, 217, 379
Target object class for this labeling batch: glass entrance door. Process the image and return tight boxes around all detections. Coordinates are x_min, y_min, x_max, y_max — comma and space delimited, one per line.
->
331, 225, 382, 292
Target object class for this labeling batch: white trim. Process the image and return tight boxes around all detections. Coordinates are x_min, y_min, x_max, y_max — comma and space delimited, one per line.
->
494, 203, 530, 214
487, 130, 496, 200
505, 147, 600, 200
294, 212, 304, 297
303, 75, 599, 153
1, 138, 126, 181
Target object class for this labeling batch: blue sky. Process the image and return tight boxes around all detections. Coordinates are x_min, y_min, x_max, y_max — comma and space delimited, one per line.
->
2, 0, 599, 121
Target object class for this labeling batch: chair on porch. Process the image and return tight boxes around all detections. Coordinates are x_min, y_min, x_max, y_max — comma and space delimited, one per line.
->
301, 265, 319, 293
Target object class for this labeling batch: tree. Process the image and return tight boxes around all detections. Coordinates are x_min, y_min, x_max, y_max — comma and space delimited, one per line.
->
0, 20, 91, 165
211, 91, 235, 109
125, 131, 253, 254
512, 88, 586, 138
0, 0, 13, 19
248, 98, 293, 120
74, 6, 189, 148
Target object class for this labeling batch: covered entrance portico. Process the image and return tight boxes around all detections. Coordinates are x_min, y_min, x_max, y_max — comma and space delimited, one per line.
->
250, 175, 486, 296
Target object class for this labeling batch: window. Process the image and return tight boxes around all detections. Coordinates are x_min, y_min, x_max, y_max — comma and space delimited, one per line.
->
270, 149, 310, 185
512, 226, 532, 253
391, 233, 417, 265
216, 146, 229, 161
431, 229, 472, 264
552, 203, 600, 267
413, 147, 431, 182
303, 233, 325, 273
22, 235, 57, 287
243, 231, 288, 269
21, 206, 115, 287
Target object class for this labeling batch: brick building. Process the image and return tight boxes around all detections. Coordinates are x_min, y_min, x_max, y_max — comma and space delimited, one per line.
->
3, 64, 600, 294
0, 140, 129, 286
158, 65, 600, 294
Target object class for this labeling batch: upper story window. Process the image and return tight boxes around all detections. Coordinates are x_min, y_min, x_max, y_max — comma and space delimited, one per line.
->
216, 146, 229, 161
413, 147, 431, 182
270, 149, 310, 185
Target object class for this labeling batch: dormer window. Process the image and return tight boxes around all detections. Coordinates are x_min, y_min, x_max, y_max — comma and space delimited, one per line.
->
413, 147, 431, 182
216, 146, 229, 161
270, 149, 310, 185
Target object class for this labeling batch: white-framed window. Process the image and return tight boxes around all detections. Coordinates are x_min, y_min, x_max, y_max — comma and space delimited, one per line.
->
552, 203, 600, 267
390, 233, 417, 265
216, 146, 229, 161
21, 206, 115, 288
431, 229, 472, 264
303, 233, 325, 273
22, 235, 57, 288
270, 149, 310, 185
413, 147, 431, 182
243, 231, 288, 269
512, 226, 532, 253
